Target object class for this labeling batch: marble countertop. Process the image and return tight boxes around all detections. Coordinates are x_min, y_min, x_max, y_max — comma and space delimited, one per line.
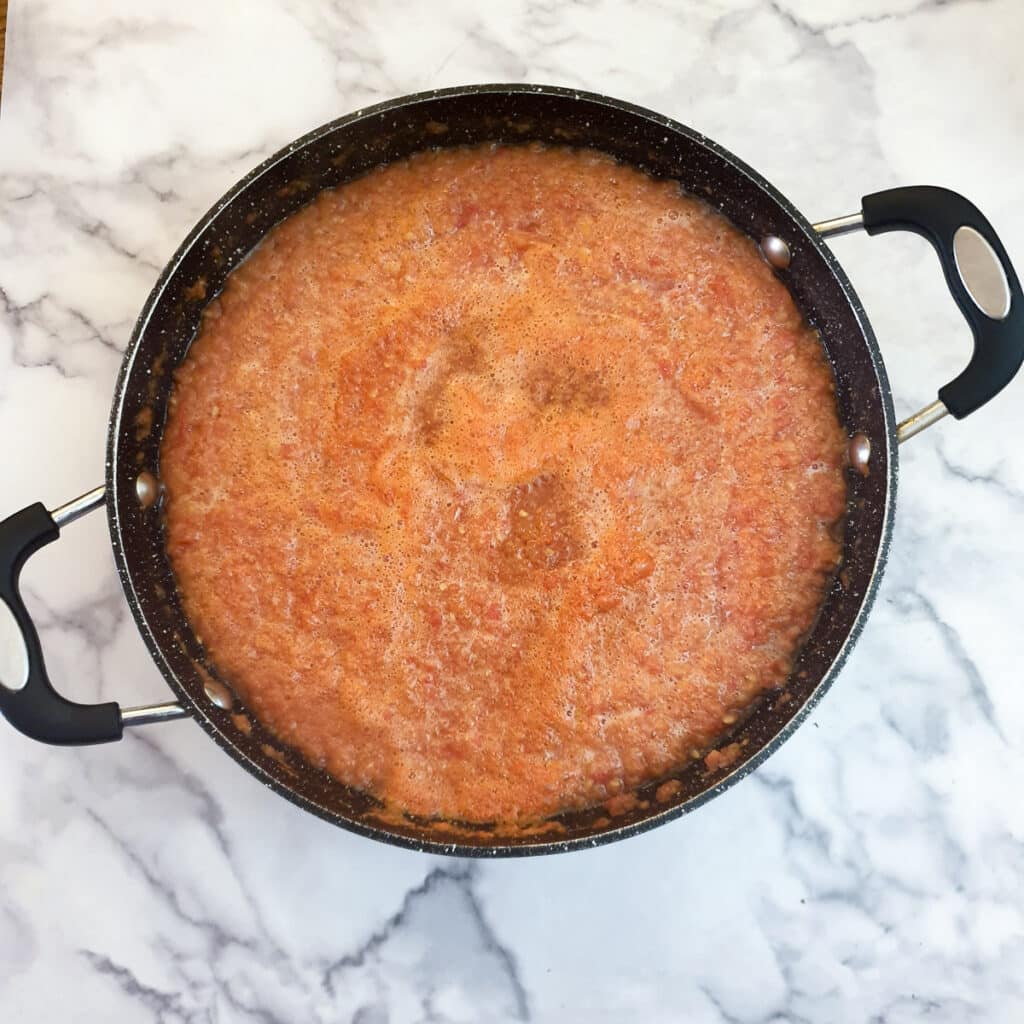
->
2, 1, 1023, 1020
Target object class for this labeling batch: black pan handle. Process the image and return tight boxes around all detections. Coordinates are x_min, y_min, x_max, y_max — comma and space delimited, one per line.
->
0, 487, 186, 745
817, 186, 1024, 440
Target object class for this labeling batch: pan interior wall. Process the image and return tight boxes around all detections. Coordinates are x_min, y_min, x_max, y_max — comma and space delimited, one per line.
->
108, 87, 893, 853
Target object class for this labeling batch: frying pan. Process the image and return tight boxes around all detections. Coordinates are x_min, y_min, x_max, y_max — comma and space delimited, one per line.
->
2, 85, 1022, 856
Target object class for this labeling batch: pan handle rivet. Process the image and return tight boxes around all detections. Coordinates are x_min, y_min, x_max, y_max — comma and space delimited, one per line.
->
203, 679, 234, 710
761, 235, 791, 269
849, 433, 871, 475
136, 471, 161, 509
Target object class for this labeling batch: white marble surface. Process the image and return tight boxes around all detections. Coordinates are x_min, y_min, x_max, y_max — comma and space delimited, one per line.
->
2, 0, 1023, 1020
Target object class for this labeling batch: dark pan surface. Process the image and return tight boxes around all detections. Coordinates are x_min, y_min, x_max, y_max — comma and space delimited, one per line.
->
106, 84, 897, 855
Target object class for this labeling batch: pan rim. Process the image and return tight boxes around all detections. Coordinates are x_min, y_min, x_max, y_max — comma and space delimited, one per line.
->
106, 82, 898, 856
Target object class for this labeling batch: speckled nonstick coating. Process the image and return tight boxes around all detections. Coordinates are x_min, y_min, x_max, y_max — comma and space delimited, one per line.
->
107, 84, 896, 856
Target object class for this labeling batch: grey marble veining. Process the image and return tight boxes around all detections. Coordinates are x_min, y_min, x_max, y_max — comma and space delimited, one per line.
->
2, 1, 1023, 1020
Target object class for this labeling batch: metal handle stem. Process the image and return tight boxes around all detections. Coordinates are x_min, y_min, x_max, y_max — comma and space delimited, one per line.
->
895, 399, 949, 443
50, 485, 107, 529
813, 212, 865, 239
122, 702, 189, 727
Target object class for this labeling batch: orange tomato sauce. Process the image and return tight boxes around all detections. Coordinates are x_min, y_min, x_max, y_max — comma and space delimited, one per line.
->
161, 145, 847, 823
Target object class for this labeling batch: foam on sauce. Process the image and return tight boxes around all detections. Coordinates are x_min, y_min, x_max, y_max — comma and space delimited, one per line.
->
161, 144, 848, 823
